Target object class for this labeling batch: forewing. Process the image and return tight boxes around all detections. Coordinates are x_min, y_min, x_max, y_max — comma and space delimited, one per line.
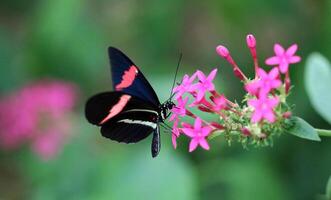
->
108, 47, 160, 106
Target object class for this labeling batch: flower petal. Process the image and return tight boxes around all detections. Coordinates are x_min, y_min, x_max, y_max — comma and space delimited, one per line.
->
169, 113, 177, 121
269, 67, 279, 79
207, 68, 218, 82
195, 89, 206, 102
206, 83, 215, 91
286, 44, 298, 56
289, 55, 301, 63
201, 126, 212, 137
268, 97, 279, 108
245, 81, 261, 95
196, 70, 207, 82
199, 138, 210, 150
172, 134, 177, 149
265, 56, 280, 65
279, 63, 289, 74
182, 128, 195, 137
257, 68, 267, 78
189, 72, 198, 82
248, 98, 259, 108
251, 110, 262, 123
274, 43, 285, 56
263, 111, 276, 123
271, 79, 282, 89
194, 117, 202, 130
189, 139, 199, 152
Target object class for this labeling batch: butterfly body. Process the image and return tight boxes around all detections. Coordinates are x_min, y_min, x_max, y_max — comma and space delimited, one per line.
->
85, 47, 174, 157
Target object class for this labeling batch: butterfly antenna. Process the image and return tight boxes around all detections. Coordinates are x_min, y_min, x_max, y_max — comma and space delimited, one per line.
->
169, 53, 182, 99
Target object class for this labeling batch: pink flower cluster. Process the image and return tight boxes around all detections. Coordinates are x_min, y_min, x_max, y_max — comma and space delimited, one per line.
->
0, 80, 77, 160
170, 34, 301, 152
217, 34, 300, 123
170, 69, 229, 152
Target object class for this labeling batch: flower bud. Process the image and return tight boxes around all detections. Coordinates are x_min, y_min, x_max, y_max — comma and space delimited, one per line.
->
241, 127, 251, 136
216, 45, 230, 58
282, 111, 292, 118
246, 34, 256, 48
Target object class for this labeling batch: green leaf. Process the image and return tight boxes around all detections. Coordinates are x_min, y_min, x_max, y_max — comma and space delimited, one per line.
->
327, 176, 331, 199
286, 117, 321, 141
305, 53, 331, 125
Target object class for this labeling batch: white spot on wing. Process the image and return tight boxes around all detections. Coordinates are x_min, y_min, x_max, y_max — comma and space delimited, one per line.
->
118, 119, 157, 129
122, 109, 158, 116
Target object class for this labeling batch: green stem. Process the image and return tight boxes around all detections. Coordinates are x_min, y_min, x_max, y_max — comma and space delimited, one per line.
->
316, 129, 331, 137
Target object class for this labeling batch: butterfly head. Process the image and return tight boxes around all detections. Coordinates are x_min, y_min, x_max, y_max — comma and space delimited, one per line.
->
165, 100, 175, 110
159, 100, 175, 121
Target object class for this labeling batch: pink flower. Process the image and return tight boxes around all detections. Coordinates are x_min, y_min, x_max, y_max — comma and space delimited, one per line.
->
181, 117, 212, 152
245, 80, 261, 96
173, 74, 196, 99
257, 68, 281, 93
248, 95, 279, 123
265, 44, 301, 74
190, 69, 217, 102
32, 129, 63, 160
170, 96, 189, 121
0, 80, 77, 160
210, 94, 227, 111
245, 68, 281, 95
245, 67, 282, 95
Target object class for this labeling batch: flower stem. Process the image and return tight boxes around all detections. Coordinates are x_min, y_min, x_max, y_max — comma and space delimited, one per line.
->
316, 129, 331, 137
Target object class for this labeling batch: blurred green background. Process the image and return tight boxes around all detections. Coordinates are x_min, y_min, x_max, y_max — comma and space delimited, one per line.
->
0, 0, 331, 199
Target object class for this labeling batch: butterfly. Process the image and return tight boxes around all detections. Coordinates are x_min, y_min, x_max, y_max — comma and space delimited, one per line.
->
85, 47, 178, 157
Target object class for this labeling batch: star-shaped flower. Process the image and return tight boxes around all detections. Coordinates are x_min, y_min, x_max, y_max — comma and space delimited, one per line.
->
190, 69, 217, 102
210, 94, 227, 111
258, 68, 281, 93
169, 96, 189, 121
181, 117, 212, 152
173, 74, 196, 99
244, 80, 261, 96
248, 95, 279, 123
245, 68, 282, 95
265, 44, 301, 74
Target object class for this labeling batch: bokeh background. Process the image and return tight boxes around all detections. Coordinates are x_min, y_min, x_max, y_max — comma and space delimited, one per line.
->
1, 0, 331, 199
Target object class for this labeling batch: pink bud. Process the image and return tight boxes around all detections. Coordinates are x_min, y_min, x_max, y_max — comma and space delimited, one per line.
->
246, 34, 256, 48
282, 111, 292, 118
186, 110, 196, 118
198, 105, 213, 113
241, 127, 251, 136
216, 45, 230, 58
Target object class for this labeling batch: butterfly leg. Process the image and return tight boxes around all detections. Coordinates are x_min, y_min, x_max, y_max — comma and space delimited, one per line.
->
151, 124, 161, 158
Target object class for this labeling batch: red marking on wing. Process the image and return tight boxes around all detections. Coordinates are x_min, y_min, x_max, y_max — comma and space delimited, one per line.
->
99, 95, 131, 125
115, 65, 138, 90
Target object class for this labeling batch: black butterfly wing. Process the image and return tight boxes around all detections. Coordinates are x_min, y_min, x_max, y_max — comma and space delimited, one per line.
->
100, 110, 158, 143
85, 91, 159, 144
108, 47, 160, 106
